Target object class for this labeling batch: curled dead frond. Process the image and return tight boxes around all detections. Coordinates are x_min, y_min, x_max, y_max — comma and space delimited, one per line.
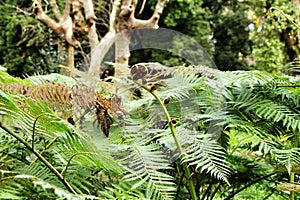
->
0, 83, 127, 136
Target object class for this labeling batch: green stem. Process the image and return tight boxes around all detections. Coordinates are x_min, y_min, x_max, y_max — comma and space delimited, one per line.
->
32, 114, 46, 151
290, 172, 295, 200
0, 122, 76, 194
142, 85, 198, 200
290, 131, 299, 200
61, 152, 96, 176
32, 136, 59, 164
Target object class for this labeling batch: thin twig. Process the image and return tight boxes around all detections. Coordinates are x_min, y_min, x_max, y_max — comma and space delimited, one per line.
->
224, 172, 276, 200
175, 170, 185, 200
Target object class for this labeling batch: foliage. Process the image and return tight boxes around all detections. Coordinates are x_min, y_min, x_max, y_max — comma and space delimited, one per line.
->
130, 0, 299, 74
1, 0, 299, 75
1, 65, 300, 199
249, 0, 300, 74
0, 0, 61, 76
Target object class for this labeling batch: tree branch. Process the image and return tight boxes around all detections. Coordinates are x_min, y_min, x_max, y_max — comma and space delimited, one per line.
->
49, 0, 62, 20
84, 0, 99, 51
62, 0, 71, 20
32, 0, 61, 35
89, 31, 117, 75
132, 0, 169, 29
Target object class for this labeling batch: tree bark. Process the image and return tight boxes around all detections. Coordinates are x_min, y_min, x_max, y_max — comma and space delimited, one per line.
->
32, 0, 99, 74
33, 0, 169, 78
89, 0, 169, 77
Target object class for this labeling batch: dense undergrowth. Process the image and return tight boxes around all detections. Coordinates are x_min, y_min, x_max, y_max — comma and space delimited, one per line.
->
1, 65, 300, 199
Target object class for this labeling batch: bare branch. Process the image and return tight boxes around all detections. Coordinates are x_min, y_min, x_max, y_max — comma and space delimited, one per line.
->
50, 0, 62, 20
89, 31, 116, 75
62, 0, 71, 20
138, 0, 146, 15
32, 0, 61, 35
133, 0, 169, 29
84, 0, 99, 51
110, 0, 122, 31
11, 5, 33, 16
119, 0, 136, 18
61, 16, 80, 48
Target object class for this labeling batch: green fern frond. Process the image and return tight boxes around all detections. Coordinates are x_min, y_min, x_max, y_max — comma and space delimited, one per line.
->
100, 181, 147, 199
120, 143, 176, 199
254, 100, 300, 130
0, 72, 30, 84
271, 148, 300, 174
0, 171, 98, 199
160, 73, 200, 101
57, 133, 121, 174
26, 73, 76, 87
182, 132, 231, 184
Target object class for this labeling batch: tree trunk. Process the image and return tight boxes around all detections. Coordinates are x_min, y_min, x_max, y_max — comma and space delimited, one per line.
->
33, 0, 168, 78
89, 0, 169, 78
114, 31, 131, 77
33, 0, 99, 75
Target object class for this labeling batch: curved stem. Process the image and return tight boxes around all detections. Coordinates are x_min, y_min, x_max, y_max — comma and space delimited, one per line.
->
141, 85, 198, 200
0, 122, 76, 194
32, 114, 46, 151
61, 152, 96, 176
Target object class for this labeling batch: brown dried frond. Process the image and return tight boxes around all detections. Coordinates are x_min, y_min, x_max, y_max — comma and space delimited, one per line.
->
0, 83, 72, 105
71, 84, 95, 111
0, 83, 127, 136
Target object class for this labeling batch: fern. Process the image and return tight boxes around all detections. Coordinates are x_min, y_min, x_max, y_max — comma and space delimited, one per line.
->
271, 148, 300, 174
2, 66, 300, 199
181, 132, 231, 184
119, 141, 176, 199
0, 80, 124, 198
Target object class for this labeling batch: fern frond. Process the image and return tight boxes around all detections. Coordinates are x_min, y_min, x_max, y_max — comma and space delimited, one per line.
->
120, 143, 176, 199
26, 73, 76, 87
0, 79, 127, 136
0, 170, 98, 200
160, 73, 200, 101
0, 72, 31, 84
181, 131, 231, 184
57, 132, 121, 174
231, 86, 300, 132
100, 181, 147, 199
271, 148, 300, 174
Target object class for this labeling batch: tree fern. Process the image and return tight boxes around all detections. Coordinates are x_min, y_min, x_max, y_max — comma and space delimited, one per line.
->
2, 66, 300, 199
120, 142, 176, 199
182, 133, 231, 184
0, 77, 124, 198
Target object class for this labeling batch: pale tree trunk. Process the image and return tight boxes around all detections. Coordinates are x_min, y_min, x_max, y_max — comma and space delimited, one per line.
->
33, 0, 168, 78
89, 0, 169, 77
32, 0, 99, 75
